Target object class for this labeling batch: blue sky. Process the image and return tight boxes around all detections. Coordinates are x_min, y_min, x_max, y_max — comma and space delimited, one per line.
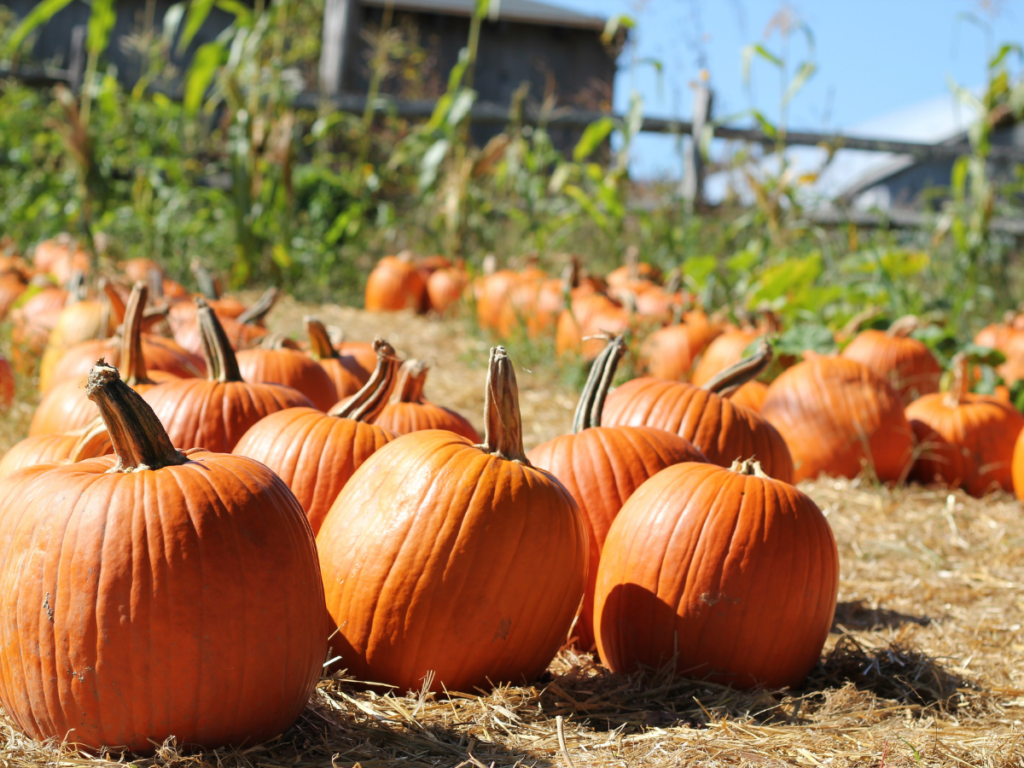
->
548, 0, 1018, 178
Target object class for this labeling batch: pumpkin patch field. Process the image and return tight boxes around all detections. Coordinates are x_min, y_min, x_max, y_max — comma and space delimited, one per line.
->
4, 267, 1024, 768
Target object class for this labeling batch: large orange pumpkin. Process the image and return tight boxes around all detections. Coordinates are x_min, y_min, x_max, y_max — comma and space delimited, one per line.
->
594, 459, 839, 689
0, 363, 327, 753
305, 317, 372, 398
840, 316, 942, 403
906, 354, 1024, 496
365, 252, 427, 312
602, 341, 794, 482
144, 298, 312, 452
527, 336, 707, 651
237, 335, 339, 411
371, 359, 480, 442
761, 355, 914, 483
316, 346, 588, 693
233, 339, 399, 534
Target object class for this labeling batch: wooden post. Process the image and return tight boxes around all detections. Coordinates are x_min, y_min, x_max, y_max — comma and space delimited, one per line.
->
68, 24, 87, 92
682, 71, 713, 214
320, 0, 361, 96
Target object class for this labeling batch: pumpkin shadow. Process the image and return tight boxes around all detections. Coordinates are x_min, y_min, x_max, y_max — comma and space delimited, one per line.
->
831, 599, 932, 632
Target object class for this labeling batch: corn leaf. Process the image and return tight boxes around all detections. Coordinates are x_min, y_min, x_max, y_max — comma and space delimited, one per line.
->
87, 0, 117, 56
184, 41, 226, 114
179, 0, 217, 53
573, 117, 615, 162
7, 0, 75, 54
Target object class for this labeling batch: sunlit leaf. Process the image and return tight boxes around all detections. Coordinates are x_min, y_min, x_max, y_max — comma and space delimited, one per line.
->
419, 138, 450, 190
783, 61, 816, 107
216, 0, 254, 27
184, 41, 226, 114
682, 255, 718, 289
773, 324, 836, 357
179, 0, 217, 53
7, 0, 75, 54
601, 14, 635, 45
573, 117, 615, 162
87, 0, 117, 56
447, 89, 477, 126
749, 253, 822, 304
741, 43, 782, 88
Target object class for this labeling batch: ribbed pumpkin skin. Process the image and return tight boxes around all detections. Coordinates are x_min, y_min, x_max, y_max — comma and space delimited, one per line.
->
527, 426, 706, 651
602, 378, 794, 482
318, 356, 371, 399
691, 329, 762, 386
0, 451, 327, 753
237, 348, 338, 412
234, 408, 395, 534
906, 394, 1024, 496
594, 462, 839, 689
840, 330, 942, 403
29, 379, 99, 436
761, 357, 913, 483
46, 336, 204, 392
373, 401, 481, 442
0, 431, 111, 479
317, 430, 588, 693
143, 381, 313, 453
364, 256, 426, 312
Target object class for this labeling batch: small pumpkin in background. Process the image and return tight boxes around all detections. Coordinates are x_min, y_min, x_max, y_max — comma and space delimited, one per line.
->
691, 326, 767, 387
305, 317, 372, 399
365, 252, 427, 312
0, 362, 327, 753
234, 339, 399, 534
603, 341, 794, 482
639, 309, 721, 381
555, 293, 631, 361
237, 334, 339, 411
761, 355, 914, 483
528, 336, 707, 651
594, 459, 839, 689
169, 287, 276, 355
0, 272, 26, 322
0, 419, 110, 479
316, 346, 588, 694
0, 356, 14, 409
908, 353, 1024, 497
144, 298, 313, 452
606, 246, 661, 290
840, 315, 942, 404
426, 262, 470, 315
32, 235, 90, 283
372, 359, 480, 442
9, 275, 74, 373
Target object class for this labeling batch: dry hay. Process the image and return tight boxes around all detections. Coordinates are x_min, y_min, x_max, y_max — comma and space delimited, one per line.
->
3, 304, 1024, 765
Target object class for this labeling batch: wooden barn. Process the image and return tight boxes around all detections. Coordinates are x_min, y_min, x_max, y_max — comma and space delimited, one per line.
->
6, 0, 617, 146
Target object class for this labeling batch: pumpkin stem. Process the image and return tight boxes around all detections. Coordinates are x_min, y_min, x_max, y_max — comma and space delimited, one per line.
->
190, 260, 221, 299
122, 282, 156, 388
196, 297, 244, 383
730, 458, 770, 479
572, 335, 626, 433
623, 245, 640, 281
68, 418, 111, 462
86, 361, 187, 472
887, 315, 921, 338
331, 338, 400, 421
147, 267, 165, 301
101, 279, 127, 325
237, 287, 279, 326
259, 333, 301, 350
64, 269, 86, 304
702, 339, 773, 397
392, 359, 429, 404
479, 346, 530, 464
305, 317, 339, 361
947, 352, 970, 406
839, 306, 883, 339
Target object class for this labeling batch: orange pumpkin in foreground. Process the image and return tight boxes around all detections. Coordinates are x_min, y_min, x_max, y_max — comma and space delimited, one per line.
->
602, 341, 794, 482
372, 359, 480, 442
316, 346, 588, 693
528, 336, 707, 651
0, 363, 326, 753
144, 298, 312, 452
234, 339, 399, 534
595, 460, 839, 689
761, 355, 913, 483
908, 354, 1024, 496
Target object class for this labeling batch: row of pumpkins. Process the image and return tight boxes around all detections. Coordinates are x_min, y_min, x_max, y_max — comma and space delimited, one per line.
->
0, 241, 1013, 755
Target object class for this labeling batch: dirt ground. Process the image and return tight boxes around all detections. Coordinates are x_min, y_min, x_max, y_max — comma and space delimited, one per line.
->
3, 300, 1024, 766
